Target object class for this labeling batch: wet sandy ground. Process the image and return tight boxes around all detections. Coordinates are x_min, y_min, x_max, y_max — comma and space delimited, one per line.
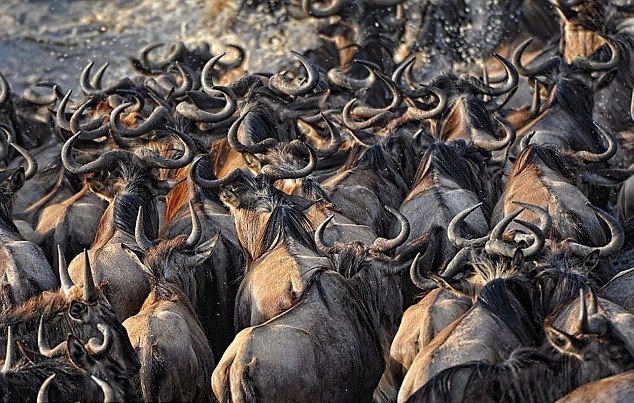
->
0, 0, 322, 94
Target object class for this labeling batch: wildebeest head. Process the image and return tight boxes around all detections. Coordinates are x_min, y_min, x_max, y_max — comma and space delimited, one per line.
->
427, 61, 518, 153
125, 202, 219, 305
314, 205, 410, 335
410, 140, 504, 218
0, 238, 138, 371
220, 173, 316, 260
545, 288, 634, 373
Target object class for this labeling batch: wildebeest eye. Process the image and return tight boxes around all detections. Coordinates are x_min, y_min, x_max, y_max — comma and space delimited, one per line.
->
69, 301, 88, 320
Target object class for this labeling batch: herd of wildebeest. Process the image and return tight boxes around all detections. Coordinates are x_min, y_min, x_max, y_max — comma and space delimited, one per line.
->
0, 0, 633, 401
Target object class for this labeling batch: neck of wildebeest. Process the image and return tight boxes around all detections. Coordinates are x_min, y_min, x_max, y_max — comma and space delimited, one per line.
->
0, 193, 21, 239
93, 193, 158, 249
561, 22, 607, 63
494, 346, 604, 402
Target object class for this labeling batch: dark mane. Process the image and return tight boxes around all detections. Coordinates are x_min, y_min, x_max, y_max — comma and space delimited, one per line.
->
508, 144, 584, 184
262, 204, 316, 253
413, 141, 491, 197
113, 163, 158, 240
550, 73, 595, 118
536, 269, 592, 322
299, 177, 331, 203
411, 343, 564, 403
230, 175, 317, 254
330, 243, 372, 279
476, 278, 539, 345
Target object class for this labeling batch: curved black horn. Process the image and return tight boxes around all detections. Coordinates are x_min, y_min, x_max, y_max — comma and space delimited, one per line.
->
136, 126, 196, 169
0, 71, 10, 105
135, 206, 155, 252
109, 103, 169, 137
227, 112, 278, 154
269, 51, 319, 96
85, 324, 112, 356
56, 90, 73, 132
185, 201, 202, 250
0, 125, 10, 162
10, 142, 38, 180
58, 244, 74, 296
574, 123, 617, 163
485, 207, 525, 257
403, 86, 448, 121
176, 86, 237, 123
473, 116, 516, 152
303, 0, 347, 18
260, 142, 318, 180
567, 203, 624, 257
410, 240, 440, 291
513, 219, 546, 259
37, 374, 56, 403
327, 65, 376, 91
461, 54, 518, 96
83, 249, 98, 303
91, 376, 115, 403
447, 203, 490, 248
442, 247, 474, 278
372, 206, 410, 253
38, 317, 66, 358
342, 98, 392, 130
80, 62, 107, 95
62, 131, 130, 174
313, 113, 342, 157
314, 214, 334, 254
200, 52, 225, 93
1, 326, 14, 372
572, 37, 620, 72
69, 97, 110, 139
189, 155, 245, 189
512, 38, 561, 77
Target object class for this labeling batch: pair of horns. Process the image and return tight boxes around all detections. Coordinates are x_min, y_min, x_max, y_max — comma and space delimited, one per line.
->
58, 246, 98, 303
135, 201, 202, 252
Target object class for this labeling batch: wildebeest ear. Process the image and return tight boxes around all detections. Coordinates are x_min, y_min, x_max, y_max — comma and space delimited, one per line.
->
219, 189, 239, 209
545, 322, 583, 360
121, 244, 148, 272
582, 249, 601, 271
86, 176, 111, 199
594, 69, 618, 92
4, 168, 25, 194
428, 273, 471, 297
242, 152, 262, 173
511, 248, 524, 269
67, 334, 95, 370
190, 234, 220, 267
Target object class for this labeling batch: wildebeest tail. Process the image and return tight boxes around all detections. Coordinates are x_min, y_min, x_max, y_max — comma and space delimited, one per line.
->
229, 356, 258, 403
139, 342, 163, 402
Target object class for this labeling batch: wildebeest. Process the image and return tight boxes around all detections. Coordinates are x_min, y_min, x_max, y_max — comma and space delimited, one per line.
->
212, 211, 410, 402
219, 172, 331, 330
0, 247, 139, 377
122, 203, 217, 402
398, 256, 539, 402
492, 144, 624, 283
406, 289, 634, 402
0, 138, 57, 309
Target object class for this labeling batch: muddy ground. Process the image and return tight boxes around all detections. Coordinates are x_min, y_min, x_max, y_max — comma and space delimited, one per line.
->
0, 0, 325, 94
